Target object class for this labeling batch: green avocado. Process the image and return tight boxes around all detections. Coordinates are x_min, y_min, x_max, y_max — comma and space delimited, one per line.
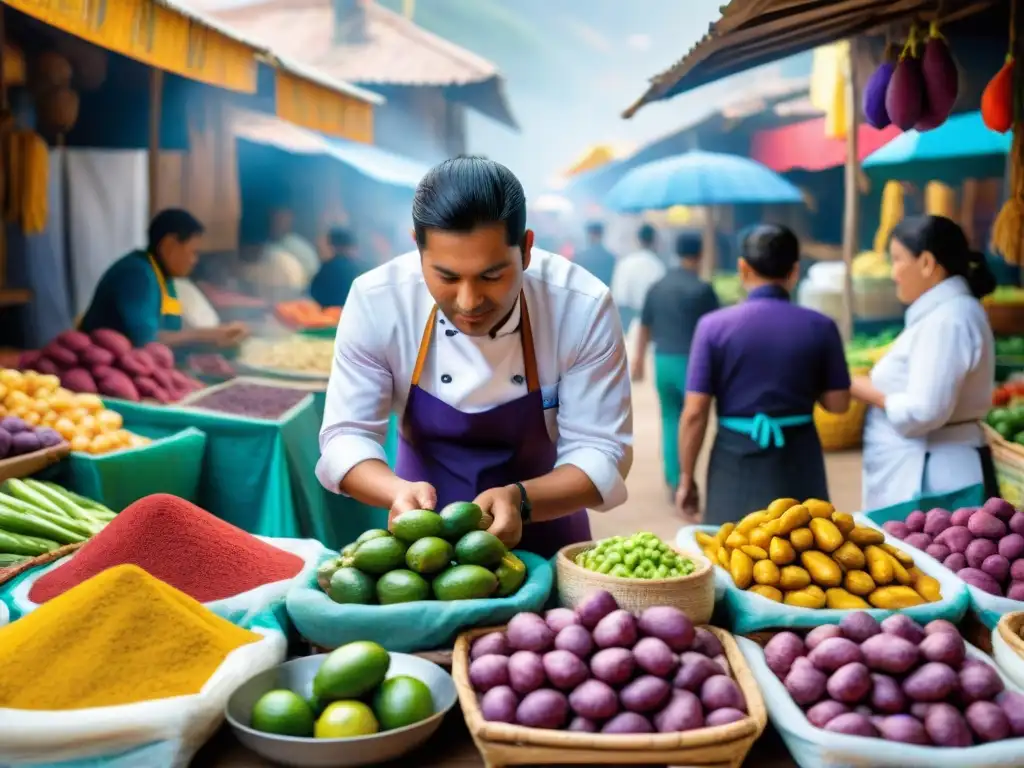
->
432, 564, 498, 601
356, 529, 392, 545
376, 569, 431, 604
390, 509, 445, 544
352, 536, 408, 575
313, 641, 390, 701
454, 530, 507, 568
493, 552, 527, 597
405, 536, 454, 575
439, 501, 483, 541
328, 567, 377, 605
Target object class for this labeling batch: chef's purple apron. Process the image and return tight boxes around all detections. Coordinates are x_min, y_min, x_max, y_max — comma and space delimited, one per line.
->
395, 293, 591, 558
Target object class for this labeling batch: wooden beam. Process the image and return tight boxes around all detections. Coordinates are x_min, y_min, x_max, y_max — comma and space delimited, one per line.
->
841, 39, 861, 342
147, 68, 163, 221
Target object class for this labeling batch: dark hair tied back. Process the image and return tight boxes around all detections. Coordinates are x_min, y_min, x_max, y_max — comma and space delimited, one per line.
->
741, 223, 800, 280
889, 215, 997, 299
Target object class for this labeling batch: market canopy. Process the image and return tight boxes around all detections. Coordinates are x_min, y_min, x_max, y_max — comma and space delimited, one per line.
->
230, 110, 428, 189
622, 0, 1004, 118
3, 0, 383, 141
862, 111, 1011, 183
752, 117, 901, 173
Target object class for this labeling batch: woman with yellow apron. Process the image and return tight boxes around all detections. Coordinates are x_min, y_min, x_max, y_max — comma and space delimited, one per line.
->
79, 209, 246, 349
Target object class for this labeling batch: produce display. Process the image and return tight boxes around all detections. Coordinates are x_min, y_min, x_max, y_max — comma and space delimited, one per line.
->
989, 384, 1024, 444
881, 498, 1024, 599
986, 287, 1024, 306
0, 369, 149, 455
711, 273, 743, 306
0, 478, 115, 563
19, 329, 203, 403
573, 532, 697, 579
845, 329, 898, 370
197, 281, 267, 310
851, 251, 892, 279
275, 299, 342, 330
187, 381, 309, 420
29, 493, 304, 604
763, 612, 1024, 745
996, 336, 1024, 358
186, 353, 236, 379
697, 497, 943, 610
249, 641, 435, 738
468, 589, 748, 734
317, 503, 527, 605
0, 564, 260, 710
237, 336, 333, 378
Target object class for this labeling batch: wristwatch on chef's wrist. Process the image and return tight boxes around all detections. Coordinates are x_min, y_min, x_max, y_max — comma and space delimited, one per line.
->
514, 482, 532, 523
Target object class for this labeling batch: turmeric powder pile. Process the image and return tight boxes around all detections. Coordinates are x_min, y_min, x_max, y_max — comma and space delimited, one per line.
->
0, 564, 260, 710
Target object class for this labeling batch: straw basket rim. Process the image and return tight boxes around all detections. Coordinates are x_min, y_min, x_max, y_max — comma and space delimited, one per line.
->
453, 623, 767, 751
982, 423, 1024, 458
555, 541, 713, 587
997, 612, 1024, 657
0, 542, 82, 587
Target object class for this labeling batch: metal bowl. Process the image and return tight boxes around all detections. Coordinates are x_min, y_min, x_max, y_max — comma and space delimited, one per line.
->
225, 653, 458, 767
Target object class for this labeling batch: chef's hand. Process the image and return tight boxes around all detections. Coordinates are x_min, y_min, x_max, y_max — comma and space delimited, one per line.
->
210, 322, 249, 348
630, 357, 644, 383
388, 480, 437, 525
675, 477, 702, 523
473, 485, 523, 548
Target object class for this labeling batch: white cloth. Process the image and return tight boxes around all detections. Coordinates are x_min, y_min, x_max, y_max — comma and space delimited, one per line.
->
316, 249, 634, 511
610, 248, 666, 311
862, 276, 995, 509
173, 278, 220, 329
269, 232, 320, 279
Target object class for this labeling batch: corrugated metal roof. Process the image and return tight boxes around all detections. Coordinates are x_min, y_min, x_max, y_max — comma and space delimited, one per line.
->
204, 0, 516, 126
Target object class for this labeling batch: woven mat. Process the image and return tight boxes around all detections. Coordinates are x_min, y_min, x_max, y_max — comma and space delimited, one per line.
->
0, 542, 82, 587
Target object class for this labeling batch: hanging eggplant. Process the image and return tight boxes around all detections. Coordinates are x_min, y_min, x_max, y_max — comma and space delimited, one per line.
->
862, 43, 898, 128
916, 21, 960, 130
885, 26, 926, 131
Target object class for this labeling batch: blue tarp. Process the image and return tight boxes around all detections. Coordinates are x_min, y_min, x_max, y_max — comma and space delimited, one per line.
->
320, 136, 429, 188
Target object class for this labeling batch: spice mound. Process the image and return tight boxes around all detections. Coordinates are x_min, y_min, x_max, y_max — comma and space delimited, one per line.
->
0, 564, 260, 710
30, 493, 304, 604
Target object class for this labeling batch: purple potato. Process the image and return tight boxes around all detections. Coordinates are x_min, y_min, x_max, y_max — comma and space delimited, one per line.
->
923, 619, 959, 636
805, 624, 844, 651
1010, 512, 1024, 537
919, 631, 966, 668
545, 608, 580, 633
653, 688, 704, 732
824, 712, 877, 737
924, 508, 953, 537
982, 554, 1011, 584
764, 631, 806, 678
567, 716, 598, 732
950, 507, 975, 527
999, 533, 1024, 561
506, 613, 555, 653
700, 674, 746, 713
620, 675, 671, 713
633, 636, 678, 677
568, 679, 619, 721
904, 532, 933, 550
0, 416, 28, 434
806, 700, 850, 728
601, 712, 653, 734
966, 538, 998, 569
592, 610, 638, 649
905, 510, 927, 533
944, 552, 968, 572
516, 689, 569, 729
575, 590, 618, 629
877, 714, 930, 744
34, 427, 63, 448
706, 707, 747, 727
713, 654, 730, 675
689, 626, 723, 659
925, 703, 973, 746
554, 625, 594, 659
959, 661, 1004, 704
1009, 581, 1024, 601
0, 428, 10, 458
958, 567, 1002, 595
870, 673, 907, 714
637, 605, 695, 651
860, 634, 919, 674
809, 637, 863, 674
910, 703, 934, 720
838, 613, 881, 644
903, 662, 959, 703
995, 690, 1024, 736
938, 526, 973, 554
880, 614, 925, 644
480, 686, 518, 723
982, 497, 1017, 523
965, 700, 1011, 742
826, 662, 871, 704
673, 652, 722, 692
471, 632, 509, 660
507, 651, 546, 695
590, 647, 636, 686
784, 663, 827, 706
925, 543, 951, 562
883, 520, 910, 540
1013, 559, 1024, 582
969, 511, 1007, 540
542, 650, 589, 691
470, 654, 510, 693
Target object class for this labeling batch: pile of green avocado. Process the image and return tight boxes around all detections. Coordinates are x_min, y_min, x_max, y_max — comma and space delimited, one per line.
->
318, 501, 527, 605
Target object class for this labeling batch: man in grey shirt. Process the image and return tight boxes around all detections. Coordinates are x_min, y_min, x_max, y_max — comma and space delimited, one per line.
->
574, 221, 617, 287
631, 230, 719, 495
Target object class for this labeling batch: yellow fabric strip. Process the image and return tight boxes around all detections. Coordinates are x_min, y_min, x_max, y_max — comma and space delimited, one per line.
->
146, 253, 182, 316
275, 71, 374, 143
4, 0, 258, 92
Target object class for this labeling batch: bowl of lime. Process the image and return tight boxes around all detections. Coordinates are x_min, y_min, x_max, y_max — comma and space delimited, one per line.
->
225, 642, 458, 767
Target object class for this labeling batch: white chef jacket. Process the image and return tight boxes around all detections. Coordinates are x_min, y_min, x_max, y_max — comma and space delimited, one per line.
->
316, 248, 634, 511
862, 276, 995, 509
172, 278, 220, 329
610, 248, 666, 312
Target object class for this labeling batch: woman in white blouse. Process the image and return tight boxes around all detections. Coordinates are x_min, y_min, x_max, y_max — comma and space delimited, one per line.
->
851, 215, 1000, 509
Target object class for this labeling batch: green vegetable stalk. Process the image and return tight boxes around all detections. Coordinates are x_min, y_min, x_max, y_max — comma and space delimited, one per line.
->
0, 494, 98, 538
0, 504, 86, 545
0, 529, 58, 556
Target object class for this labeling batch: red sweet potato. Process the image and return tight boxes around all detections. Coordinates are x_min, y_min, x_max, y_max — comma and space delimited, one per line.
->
33, 357, 60, 376
117, 350, 154, 378
90, 328, 132, 357
151, 367, 175, 392
79, 345, 115, 367
56, 330, 92, 352
61, 368, 98, 394
134, 377, 171, 402
91, 364, 116, 380
97, 369, 140, 401
143, 342, 174, 369
42, 342, 78, 369
17, 350, 41, 369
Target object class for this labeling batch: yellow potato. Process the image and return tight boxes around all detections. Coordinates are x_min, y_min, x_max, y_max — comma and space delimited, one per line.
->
804, 498, 835, 519
725, 531, 748, 549
784, 586, 827, 609
809, 518, 844, 553
779, 565, 812, 590
832, 541, 866, 571
695, 531, 716, 548
97, 410, 124, 430
0, 382, 7, 401
22, 411, 40, 426
0, 369, 24, 390
748, 527, 772, 550
714, 523, 735, 545
717, 547, 730, 568
740, 545, 768, 561
70, 435, 90, 452
76, 394, 104, 413
825, 588, 870, 609
844, 570, 876, 596
800, 551, 843, 588
881, 543, 915, 567
778, 505, 811, 535
789, 527, 815, 552
831, 511, 856, 535
767, 497, 800, 517
730, 549, 754, 589
769, 536, 796, 565
868, 586, 926, 609
749, 585, 783, 603
37, 374, 60, 391
865, 545, 894, 585
914, 574, 942, 603
752, 559, 781, 586
89, 434, 114, 454
736, 511, 768, 535
847, 526, 885, 547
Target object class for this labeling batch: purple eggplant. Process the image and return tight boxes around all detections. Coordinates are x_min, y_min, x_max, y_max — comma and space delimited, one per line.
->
863, 59, 896, 128
886, 53, 925, 130
916, 25, 959, 130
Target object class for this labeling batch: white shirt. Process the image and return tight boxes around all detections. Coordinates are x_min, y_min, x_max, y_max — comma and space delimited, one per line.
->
173, 278, 220, 329
316, 248, 634, 511
862, 276, 995, 508
610, 248, 667, 311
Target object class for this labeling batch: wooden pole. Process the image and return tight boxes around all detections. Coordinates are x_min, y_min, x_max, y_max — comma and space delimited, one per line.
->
147, 68, 163, 220
0, 4, 7, 292
840, 39, 860, 342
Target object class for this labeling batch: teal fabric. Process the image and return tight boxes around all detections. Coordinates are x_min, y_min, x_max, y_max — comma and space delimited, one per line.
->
55, 427, 206, 513
718, 413, 814, 450
286, 550, 554, 652
103, 397, 386, 549
654, 353, 688, 489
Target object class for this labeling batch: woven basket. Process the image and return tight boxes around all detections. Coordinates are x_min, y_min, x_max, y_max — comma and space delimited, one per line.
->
0, 542, 82, 587
982, 424, 1024, 507
555, 543, 714, 624
814, 399, 867, 452
996, 612, 1024, 658
985, 302, 1024, 337
452, 624, 766, 768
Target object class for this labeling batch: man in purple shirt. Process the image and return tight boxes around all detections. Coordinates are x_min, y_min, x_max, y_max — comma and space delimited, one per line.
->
676, 224, 852, 523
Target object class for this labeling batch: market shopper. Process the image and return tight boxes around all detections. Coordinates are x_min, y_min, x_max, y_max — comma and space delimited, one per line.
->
631, 230, 719, 496
79, 209, 248, 349
851, 215, 1000, 508
676, 224, 851, 524
317, 156, 633, 556
309, 227, 371, 308
574, 221, 617, 287
611, 223, 666, 332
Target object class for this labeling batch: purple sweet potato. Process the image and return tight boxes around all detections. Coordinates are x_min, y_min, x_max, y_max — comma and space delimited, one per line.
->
1013, 559, 1024, 582
90, 328, 132, 356
480, 686, 518, 723
1008, 581, 1024, 601
926, 543, 952, 561
903, 662, 958, 703
96, 369, 140, 402
542, 650, 589, 691
590, 647, 635, 686
0, 428, 15, 457
861, 634, 919, 674
118, 350, 153, 378
881, 614, 925, 644
568, 679, 618, 721
56, 329, 92, 352
965, 700, 1010, 742
919, 631, 966, 667
705, 707, 747, 727
507, 613, 555, 653
805, 624, 843, 651
806, 700, 850, 728
883, 520, 910, 539
1010, 512, 1024, 537
35, 427, 62, 448
621, 675, 671, 713
637, 605, 695, 651
79, 345, 115, 368
982, 497, 1017, 523
507, 651, 545, 694
950, 507, 975, 527
653, 689, 704, 733
924, 619, 959, 636
516, 689, 568, 729
764, 631, 806, 678
575, 590, 618, 629
32, 356, 60, 375
60, 368, 97, 394
469, 654, 510, 692
826, 662, 871, 704
966, 538, 998, 569
134, 377, 171, 403
877, 714, 930, 744
982, 554, 1011, 584
42, 342, 77, 369
999, 533, 1024, 561
601, 712, 653, 734
690, 626, 724, 658
9, 431, 40, 455
871, 673, 907, 714
959, 661, 1004, 704
938, 525, 973, 553
809, 637, 863, 673
925, 703, 973, 746
995, 690, 1024, 736
592, 610, 637, 649
969, 511, 1007, 540
839, 612, 881, 643
471, 632, 508, 660
673, 652, 722, 692
905, 510, 927, 533
567, 716, 598, 732
959, 567, 1002, 595
544, 608, 579, 634
633, 637, 678, 677
0, 416, 28, 434
784, 663, 827, 706
554, 625, 593, 659
923, 508, 953, 536
699, 675, 746, 713
904, 532, 933, 550
824, 712, 877, 737
944, 552, 968, 572
143, 341, 175, 369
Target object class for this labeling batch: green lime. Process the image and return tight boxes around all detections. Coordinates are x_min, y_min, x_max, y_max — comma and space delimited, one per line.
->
493, 552, 527, 597
250, 689, 315, 737
352, 536, 408, 575
328, 567, 376, 605
313, 641, 391, 701
432, 564, 498, 600
372, 676, 435, 731
315, 701, 379, 738
391, 509, 445, 544
454, 530, 507, 568
356, 529, 391, 545
405, 536, 454, 575
439, 501, 484, 541
376, 569, 431, 604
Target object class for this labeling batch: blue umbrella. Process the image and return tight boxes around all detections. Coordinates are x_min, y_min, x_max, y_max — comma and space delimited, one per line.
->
604, 150, 804, 212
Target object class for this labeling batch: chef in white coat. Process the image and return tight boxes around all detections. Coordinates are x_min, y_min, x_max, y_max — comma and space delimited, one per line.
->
851, 215, 999, 508
316, 156, 633, 555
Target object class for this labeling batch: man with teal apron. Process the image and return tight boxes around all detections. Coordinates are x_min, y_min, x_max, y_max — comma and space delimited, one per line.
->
676, 224, 852, 524
79, 209, 246, 349
316, 157, 633, 555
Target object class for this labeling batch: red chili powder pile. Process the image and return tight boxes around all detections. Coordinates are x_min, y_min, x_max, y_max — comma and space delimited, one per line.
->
30, 493, 304, 604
